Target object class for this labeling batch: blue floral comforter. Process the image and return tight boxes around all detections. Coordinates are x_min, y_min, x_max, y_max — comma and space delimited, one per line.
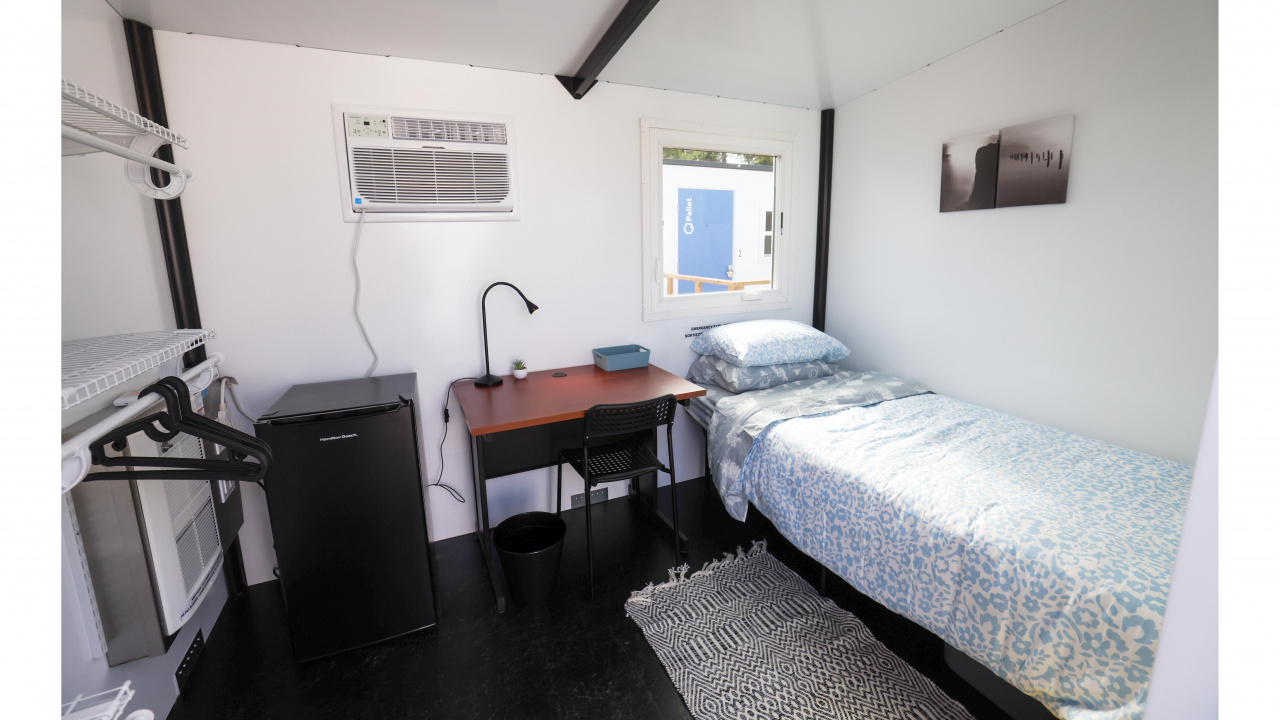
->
716, 389, 1191, 720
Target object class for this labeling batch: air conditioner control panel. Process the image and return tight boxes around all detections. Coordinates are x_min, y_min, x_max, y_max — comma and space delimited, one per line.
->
346, 114, 389, 139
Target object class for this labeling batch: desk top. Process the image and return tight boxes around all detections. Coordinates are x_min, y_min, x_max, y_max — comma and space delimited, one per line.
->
453, 364, 705, 436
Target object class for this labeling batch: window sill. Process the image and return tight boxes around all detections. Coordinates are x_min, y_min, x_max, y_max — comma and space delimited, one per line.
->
642, 290, 790, 322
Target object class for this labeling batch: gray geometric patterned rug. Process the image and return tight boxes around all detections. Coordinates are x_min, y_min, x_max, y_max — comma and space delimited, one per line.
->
625, 541, 976, 720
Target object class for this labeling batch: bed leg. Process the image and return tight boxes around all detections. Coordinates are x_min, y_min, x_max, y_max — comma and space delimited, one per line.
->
703, 430, 710, 478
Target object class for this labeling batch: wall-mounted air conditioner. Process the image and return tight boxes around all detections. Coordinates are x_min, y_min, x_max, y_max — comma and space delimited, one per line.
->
130, 433, 223, 636
65, 389, 227, 665
332, 104, 519, 223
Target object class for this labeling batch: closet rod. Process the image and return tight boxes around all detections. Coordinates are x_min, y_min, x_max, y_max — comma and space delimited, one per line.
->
60, 353, 224, 493
61, 126, 195, 179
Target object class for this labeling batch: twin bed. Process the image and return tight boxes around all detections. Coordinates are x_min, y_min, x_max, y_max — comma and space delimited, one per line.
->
682, 321, 1192, 720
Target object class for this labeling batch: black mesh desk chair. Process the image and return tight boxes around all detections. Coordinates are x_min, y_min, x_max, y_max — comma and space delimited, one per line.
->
557, 394, 680, 599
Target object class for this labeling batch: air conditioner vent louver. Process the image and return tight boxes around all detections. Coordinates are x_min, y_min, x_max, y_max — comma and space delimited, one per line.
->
165, 479, 194, 527
351, 147, 510, 206
162, 434, 207, 531
176, 520, 202, 593
195, 500, 220, 567
175, 499, 219, 594
391, 117, 507, 144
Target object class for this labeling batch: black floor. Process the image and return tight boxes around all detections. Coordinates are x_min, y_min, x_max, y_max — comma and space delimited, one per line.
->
169, 479, 1015, 720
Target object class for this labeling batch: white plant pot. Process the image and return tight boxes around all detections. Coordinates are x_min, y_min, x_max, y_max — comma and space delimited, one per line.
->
513, 369, 528, 380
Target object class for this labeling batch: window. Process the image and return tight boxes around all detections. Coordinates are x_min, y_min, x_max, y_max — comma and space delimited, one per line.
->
641, 120, 794, 321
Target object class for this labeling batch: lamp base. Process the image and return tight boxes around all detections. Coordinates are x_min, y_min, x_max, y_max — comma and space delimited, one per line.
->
474, 374, 504, 388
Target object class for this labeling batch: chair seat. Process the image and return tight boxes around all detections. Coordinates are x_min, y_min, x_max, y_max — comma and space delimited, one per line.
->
561, 437, 664, 484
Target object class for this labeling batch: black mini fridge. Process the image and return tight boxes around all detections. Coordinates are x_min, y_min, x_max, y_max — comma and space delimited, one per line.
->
255, 373, 437, 661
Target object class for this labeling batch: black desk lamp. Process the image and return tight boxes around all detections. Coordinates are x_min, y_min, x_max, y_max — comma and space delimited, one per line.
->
476, 281, 539, 387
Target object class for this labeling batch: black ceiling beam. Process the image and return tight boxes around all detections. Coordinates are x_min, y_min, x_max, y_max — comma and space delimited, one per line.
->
556, 0, 661, 99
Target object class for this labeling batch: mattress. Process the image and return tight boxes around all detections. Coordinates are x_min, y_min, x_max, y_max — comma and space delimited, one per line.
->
716, 388, 1192, 720
683, 382, 735, 430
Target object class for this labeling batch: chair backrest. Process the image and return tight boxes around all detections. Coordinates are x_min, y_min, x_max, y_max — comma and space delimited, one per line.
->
583, 394, 677, 440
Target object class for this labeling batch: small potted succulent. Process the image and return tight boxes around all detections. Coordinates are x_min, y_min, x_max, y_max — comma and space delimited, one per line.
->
512, 359, 528, 380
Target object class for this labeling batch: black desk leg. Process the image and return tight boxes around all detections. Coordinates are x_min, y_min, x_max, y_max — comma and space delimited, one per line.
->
631, 429, 690, 554
470, 433, 510, 613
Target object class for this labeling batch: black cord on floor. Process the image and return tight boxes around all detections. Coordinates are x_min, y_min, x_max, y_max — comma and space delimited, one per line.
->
428, 378, 476, 503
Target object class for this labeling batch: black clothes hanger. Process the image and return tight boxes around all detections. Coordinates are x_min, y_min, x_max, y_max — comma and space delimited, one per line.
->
151, 377, 274, 469
154, 376, 274, 474
85, 381, 270, 481
149, 377, 265, 456
92, 371, 252, 461
85, 376, 271, 485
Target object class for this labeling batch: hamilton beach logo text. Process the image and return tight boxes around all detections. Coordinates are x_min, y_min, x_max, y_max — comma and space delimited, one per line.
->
319, 433, 358, 442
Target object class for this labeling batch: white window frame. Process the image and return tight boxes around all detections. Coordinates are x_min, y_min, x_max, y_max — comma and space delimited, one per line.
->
641, 119, 795, 322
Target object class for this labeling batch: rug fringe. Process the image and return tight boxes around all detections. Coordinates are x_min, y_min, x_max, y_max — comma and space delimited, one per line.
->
626, 539, 767, 603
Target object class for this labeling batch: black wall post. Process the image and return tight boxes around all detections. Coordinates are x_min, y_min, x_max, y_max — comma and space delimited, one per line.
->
123, 19, 206, 368
124, 19, 249, 595
812, 108, 835, 332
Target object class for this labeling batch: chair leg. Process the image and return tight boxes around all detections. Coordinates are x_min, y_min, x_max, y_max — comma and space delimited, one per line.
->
556, 461, 563, 516
583, 479, 595, 600
669, 473, 681, 558
668, 425, 682, 558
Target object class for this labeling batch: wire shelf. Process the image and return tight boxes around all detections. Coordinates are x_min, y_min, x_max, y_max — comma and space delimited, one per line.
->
62, 681, 135, 720
61, 79, 186, 156
61, 78, 194, 198
62, 330, 216, 412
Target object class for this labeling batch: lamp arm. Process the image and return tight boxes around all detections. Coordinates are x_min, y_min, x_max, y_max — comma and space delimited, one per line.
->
480, 282, 514, 378
483, 281, 534, 307
479, 281, 538, 384
481, 291, 491, 378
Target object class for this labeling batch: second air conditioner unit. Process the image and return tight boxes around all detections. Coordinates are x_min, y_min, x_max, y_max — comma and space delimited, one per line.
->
332, 104, 519, 222
65, 390, 226, 665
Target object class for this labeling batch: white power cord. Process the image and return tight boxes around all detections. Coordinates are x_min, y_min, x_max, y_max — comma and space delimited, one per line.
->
351, 210, 380, 377
215, 376, 254, 427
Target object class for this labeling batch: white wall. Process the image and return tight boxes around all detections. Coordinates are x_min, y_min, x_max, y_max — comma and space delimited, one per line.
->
825, 0, 1217, 465
148, 32, 820, 584
62, 2, 227, 715
62, 0, 174, 339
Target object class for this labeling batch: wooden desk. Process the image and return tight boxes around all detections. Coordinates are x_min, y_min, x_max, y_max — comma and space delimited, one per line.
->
453, 364, 705, 612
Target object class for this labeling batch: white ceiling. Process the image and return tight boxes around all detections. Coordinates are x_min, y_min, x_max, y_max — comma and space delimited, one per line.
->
105, 0, 633, 78
603, 0, 1065, 108
105, 0, 1064, 109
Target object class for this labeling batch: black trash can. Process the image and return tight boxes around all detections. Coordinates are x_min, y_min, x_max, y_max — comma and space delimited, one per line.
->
493, 511, 567, 610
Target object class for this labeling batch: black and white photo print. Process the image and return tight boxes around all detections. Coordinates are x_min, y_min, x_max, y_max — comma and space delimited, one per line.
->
940, 130, 1000, 212
995, 115, 1074, 208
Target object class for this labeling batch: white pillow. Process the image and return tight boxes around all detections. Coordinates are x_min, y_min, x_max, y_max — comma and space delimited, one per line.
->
690, 319, 850, 367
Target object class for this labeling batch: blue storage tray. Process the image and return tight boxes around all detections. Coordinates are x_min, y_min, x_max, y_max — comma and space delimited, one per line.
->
592, 344, 650, 371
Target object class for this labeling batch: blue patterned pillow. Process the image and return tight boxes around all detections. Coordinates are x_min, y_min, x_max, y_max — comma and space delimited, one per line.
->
690, 320, 850, 367
687, 354, 836, 393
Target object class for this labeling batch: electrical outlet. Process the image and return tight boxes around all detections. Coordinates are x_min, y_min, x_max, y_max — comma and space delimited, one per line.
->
174, 628, 205, 695
570, 488, 609, 509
